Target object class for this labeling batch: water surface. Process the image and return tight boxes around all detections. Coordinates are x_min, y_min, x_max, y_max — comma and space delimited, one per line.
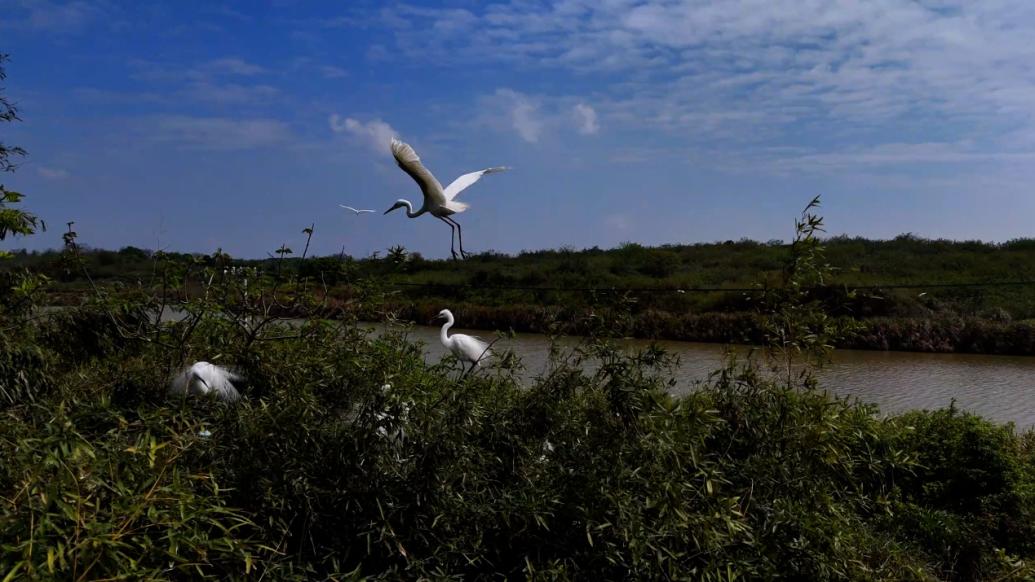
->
380, 323, 1035, 428
46, 307, 1035, 427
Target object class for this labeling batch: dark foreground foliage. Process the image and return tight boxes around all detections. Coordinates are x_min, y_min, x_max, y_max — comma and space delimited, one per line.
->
2, 304, 1034, 580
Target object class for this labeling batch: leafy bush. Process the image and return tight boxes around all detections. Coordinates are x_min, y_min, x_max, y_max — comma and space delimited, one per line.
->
887, 407, 1035, 579
1, 301, 1033, 580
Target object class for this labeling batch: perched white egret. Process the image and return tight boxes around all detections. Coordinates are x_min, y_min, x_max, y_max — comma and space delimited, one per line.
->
168, 361, 242, 402
340, 205, 375, 215
433, 309, 492, 371
384, 138, 509, 260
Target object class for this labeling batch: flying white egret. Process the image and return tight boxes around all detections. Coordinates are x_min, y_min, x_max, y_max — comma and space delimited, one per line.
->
433, 309, 492, 371
168, 361, 242, 402
340, 205, 375, 215
383, 138, 509, 259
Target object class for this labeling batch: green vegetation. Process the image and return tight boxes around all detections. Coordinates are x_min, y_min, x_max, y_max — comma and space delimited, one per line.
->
1, 53, 44, 258
5, 313, 1035, 580
2, 199, 1035, 580
8, 229, 1035, 353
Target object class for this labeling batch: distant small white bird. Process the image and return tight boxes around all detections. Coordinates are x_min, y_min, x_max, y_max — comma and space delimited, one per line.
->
433, 308, 492, 371
384, 138, 509, 259
340, 205, 375, 215
169, 361, 242, 402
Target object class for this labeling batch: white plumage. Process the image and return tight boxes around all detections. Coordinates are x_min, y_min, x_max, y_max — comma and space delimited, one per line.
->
339, 205, 375, 215
383, 138, 509, 259
168, 361, 242, 402
434, 309, 492, 370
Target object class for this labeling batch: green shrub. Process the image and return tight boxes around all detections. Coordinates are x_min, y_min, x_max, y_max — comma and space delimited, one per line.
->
888, 407, 1035, 579
3, 307, 1033, 580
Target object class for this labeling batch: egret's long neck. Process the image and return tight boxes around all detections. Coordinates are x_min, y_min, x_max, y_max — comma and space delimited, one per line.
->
439, 312, 454, 345
402, 200, 422, 218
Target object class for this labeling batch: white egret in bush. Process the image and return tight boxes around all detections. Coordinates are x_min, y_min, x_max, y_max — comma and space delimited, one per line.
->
384, 138, 509, 260
168, 361, 242, 402
538, 439, 555, 462
433, 309, 492, 371
374, 401, 411, 444
339, 205, 375, 215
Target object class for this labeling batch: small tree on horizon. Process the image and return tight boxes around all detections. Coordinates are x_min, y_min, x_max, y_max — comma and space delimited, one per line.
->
0, 52, 43, 255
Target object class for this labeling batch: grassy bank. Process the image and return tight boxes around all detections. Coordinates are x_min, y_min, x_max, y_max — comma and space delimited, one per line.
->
9, 232, 1035, 355
372, 301, 1035, 355
28, 291, 1035, 355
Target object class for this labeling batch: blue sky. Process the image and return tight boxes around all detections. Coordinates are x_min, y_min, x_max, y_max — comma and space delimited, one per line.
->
2, 0, 1034, 259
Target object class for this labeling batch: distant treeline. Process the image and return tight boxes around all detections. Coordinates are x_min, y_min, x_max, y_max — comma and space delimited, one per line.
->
7, 234, 1035, 353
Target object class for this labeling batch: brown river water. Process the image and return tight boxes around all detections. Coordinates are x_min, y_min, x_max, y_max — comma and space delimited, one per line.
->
376, 323, 1035, 429
144, 308, 1035, 427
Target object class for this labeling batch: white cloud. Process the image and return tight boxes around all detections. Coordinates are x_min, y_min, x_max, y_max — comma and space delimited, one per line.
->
204, 6, 251, 22
572, 103, 599, 135
184, 82, 279, 104
0, 0, 104, 34
201, 57, 265, 76
73, 87, 167, 105
130, 58, 275, 104
319, 65, 348, 79
134, 57, 266, 82
329, 115, 397, 152
480, 90, 609, 142
37, 166, 69, 180
151, 116, 292, 150
506, 92, 543, 143
478, 89, 545, 143
765, 142, 1035, 174
370, 0, 1035, 163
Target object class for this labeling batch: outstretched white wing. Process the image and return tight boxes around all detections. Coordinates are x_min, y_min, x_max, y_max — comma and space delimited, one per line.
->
391, 138, 445, 206
340, 205, 375, 214
442, 166, 510, 201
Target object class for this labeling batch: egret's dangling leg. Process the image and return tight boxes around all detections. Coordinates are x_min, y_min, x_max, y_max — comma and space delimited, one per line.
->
446, 216, 467, 259
437, 216, 459, 260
